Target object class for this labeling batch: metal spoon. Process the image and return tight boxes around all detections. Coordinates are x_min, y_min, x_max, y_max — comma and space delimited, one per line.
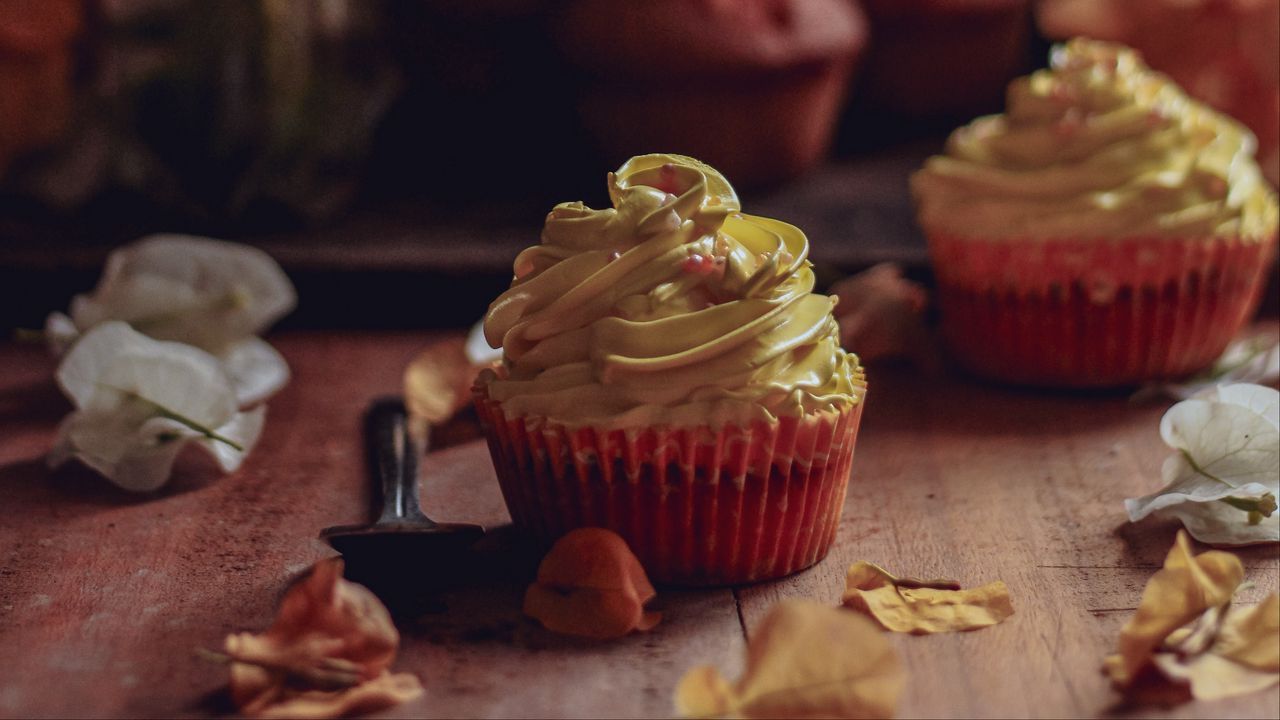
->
321, 396, 483, 568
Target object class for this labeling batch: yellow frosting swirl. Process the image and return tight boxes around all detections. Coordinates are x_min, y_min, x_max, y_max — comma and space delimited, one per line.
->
481, 153, 864, 429
912, 39, 1279, 240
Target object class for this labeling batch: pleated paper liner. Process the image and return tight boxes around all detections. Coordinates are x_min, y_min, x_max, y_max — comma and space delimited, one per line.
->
927, 232, 1277, 388
474, 391, 865, 586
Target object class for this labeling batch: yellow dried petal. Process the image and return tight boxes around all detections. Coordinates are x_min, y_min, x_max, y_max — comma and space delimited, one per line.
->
674, 600, 904, 719
1152, 652, 1278, 702
1143, 592, 1280, 701
675, 666, 735, 719
841, 560, 1014, 634
404, 337, 477, 426
1215, 594, 1280, 672
1104, 530, 1245, 687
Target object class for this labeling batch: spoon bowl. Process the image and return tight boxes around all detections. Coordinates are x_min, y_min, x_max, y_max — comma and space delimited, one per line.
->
321, 397, 484, 602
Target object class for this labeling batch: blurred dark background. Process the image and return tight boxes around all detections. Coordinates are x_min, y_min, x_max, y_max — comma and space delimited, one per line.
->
1, 0, 1277, 330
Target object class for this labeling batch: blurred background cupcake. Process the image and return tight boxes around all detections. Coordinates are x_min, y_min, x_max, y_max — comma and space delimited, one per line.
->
554, 0, 868, 188
0, 0, 80, 177
1037, 0, 1280, 189
840, 0, 1031, 147
912, 39, 1279, 387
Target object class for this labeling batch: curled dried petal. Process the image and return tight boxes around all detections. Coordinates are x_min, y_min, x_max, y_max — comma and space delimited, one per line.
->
1213, 594, 1280, 672
1104, 530, 1246, 689
223, 559, 422, 719
404, 337, 478, 427
829, 263, 930, 365
238, 671, 423, 720
523, 528, 660, 639
675, 600, 904, 719
842, 560, 1014, 634
1147, 593, 1280, 701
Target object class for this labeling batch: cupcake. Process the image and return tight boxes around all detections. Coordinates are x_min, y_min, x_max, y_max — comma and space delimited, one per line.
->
853, 0, 1030, 121
475, 153, 866, 585
912, 39, 1279, 388
0, 0, 79, 174
554, 0, 867, 187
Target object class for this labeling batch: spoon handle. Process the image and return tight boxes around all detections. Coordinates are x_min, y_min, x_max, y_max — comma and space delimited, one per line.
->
366, 397, 432, 525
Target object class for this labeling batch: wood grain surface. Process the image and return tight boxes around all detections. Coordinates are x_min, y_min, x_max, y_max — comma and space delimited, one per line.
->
0, 331, 1277, 719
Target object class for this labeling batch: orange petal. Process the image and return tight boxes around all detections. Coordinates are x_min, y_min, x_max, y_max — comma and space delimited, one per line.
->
830, 263, 929, 363
244, 672, 424, 720
524, 584, 648, 640
537, 528, 654, 595
524, 528, 659, 638
222, 559, 420, 718
264, 558, 399, 677
636, 610, 662, 632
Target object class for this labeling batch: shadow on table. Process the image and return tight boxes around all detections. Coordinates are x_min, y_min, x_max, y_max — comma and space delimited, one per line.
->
347, 524, 706, 654
191, 687, 238, 718
1114, 518, 1280, 571
0, 447, 232, 516
0, 371, 227, 509
861, 365, 1162, 439
337, 524, 540, 621
0, 376, 66, 431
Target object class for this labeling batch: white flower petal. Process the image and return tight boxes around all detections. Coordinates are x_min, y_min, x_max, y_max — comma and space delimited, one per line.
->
65, 234, 296, 353
219, 337, 290, 407
51, 322, 258, 491
1141, 335, 1280, 401
1215, 383, 1279, 431
52, 405, 265, 492
52, 411, 193, 492
48, 420, 74, 469
54, 321, 150, 408
58, 322, 239, 428
1126, 468, 1273, 521
1128, 382, 1280, 546
105, 351, 237, 429
1159, 396, 1280, 490
44, 312, 80, 356
1127, 452, 1275, 544
197, 405, 266, 472
1156, 501, 1280, 546
466, 318, 503, 366
68, 404, 172, 466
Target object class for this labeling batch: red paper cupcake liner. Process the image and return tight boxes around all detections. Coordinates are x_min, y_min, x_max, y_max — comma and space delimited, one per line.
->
927, 232, 1277, 387
474, 392, 865, 586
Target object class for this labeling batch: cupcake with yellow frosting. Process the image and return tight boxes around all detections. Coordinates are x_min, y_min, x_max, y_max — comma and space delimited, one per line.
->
912, 38, 1279, 387
475, 153, 866, 585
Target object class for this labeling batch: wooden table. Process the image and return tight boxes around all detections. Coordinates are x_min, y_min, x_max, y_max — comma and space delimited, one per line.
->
1, 332, 1277, 718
